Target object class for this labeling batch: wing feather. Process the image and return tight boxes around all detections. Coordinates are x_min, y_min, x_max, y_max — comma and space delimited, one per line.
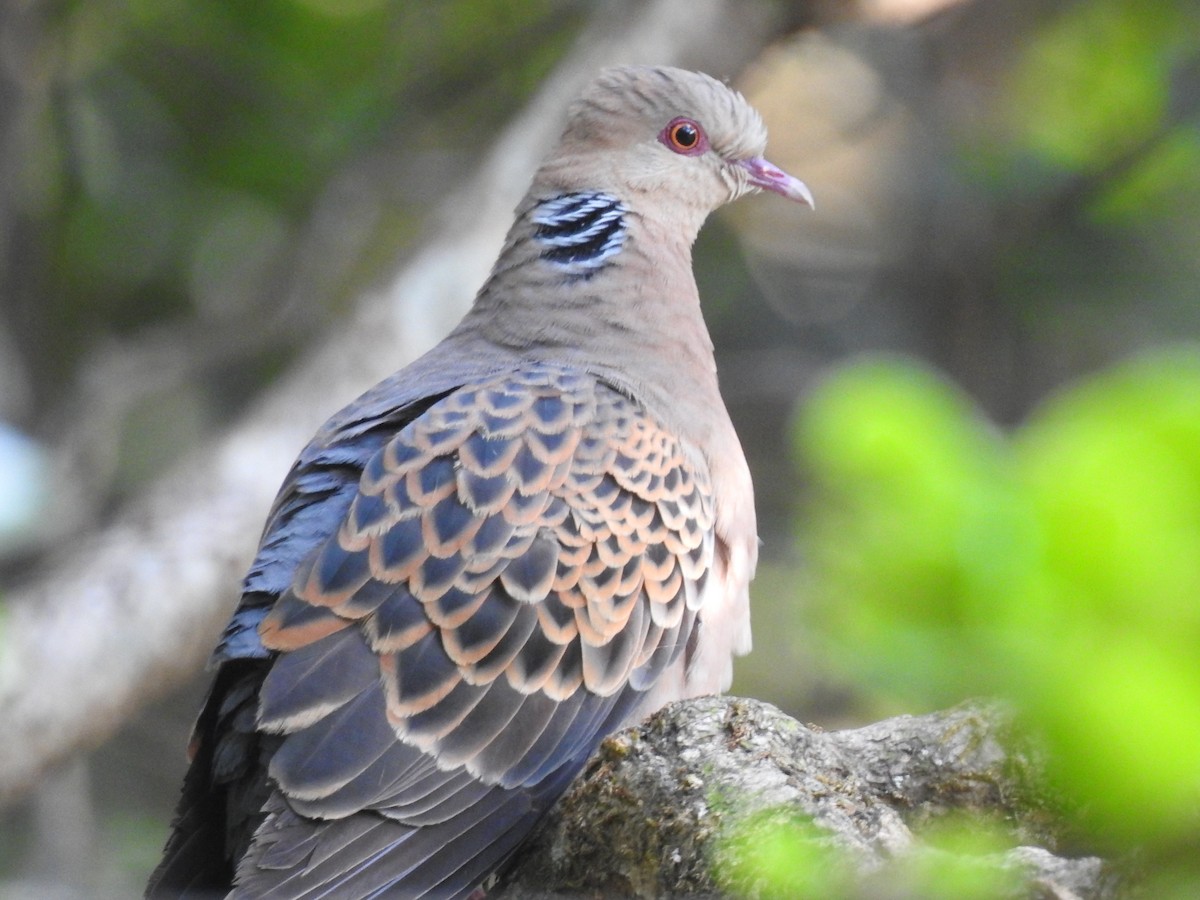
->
228, 364, 719, 897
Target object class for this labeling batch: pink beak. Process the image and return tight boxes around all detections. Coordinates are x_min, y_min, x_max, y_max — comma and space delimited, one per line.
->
737, 157, 815, 208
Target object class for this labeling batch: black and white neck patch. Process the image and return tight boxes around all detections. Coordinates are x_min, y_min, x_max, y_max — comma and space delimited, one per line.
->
531, 191, 628, 277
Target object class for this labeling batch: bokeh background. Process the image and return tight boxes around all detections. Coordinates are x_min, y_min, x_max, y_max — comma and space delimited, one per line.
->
1, 0, 1198, 895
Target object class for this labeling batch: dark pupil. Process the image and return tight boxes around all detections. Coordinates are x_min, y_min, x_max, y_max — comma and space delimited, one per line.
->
674, 123, 697, 147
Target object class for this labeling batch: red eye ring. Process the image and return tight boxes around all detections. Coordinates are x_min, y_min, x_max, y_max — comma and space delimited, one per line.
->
660, 117, 707, 156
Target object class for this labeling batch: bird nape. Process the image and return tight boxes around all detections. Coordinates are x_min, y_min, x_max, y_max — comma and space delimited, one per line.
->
147, 65, 811, 900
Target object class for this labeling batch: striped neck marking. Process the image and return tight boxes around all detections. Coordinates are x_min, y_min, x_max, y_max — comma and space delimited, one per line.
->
532, 192, 628, 276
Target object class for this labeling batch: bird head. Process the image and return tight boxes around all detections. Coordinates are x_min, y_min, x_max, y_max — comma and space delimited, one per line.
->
541, 65, 812, 236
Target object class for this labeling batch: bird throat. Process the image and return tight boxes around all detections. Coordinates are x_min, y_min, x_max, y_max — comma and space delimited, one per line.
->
531, 192, 628, 278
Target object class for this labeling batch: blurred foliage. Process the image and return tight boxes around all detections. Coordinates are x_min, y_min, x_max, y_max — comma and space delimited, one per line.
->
1005, 0, 1188, 172
3, 0, 586, 522
965, 0, 1200, 365
717, 807, 1020, 900
12, 0, 582, 394
717, 810, 857, 899
751, 3, 1200, 893
793, 348, 1200, 890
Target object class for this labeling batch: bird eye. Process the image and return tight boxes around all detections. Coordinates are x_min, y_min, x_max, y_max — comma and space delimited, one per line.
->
660, 117, 707, 156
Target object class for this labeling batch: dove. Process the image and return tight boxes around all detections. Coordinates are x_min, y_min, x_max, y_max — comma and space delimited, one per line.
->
147, 64, 812, 899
